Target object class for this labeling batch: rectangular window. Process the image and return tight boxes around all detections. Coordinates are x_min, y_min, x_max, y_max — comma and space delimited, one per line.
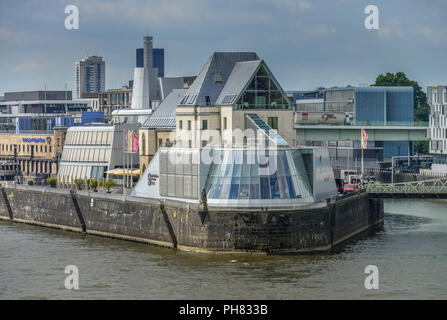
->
98, 149, 105, 162
202, 119, 208, 130
188, 120, 191, 130
106, 132, 113, 145
223, 117, 227, 130
101, 131, 108, 145
87, 131, 93, 144
104, 149, 111, 162
268, 117, 278, 129
179, 120, 183, 130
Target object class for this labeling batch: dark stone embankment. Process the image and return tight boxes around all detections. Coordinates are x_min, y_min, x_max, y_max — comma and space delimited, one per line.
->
0, 185, 383, 254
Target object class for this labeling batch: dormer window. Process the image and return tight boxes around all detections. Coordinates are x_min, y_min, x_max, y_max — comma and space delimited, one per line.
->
215, 72, 223, 83
205, 96, 211, 106
180, 95, 189, 104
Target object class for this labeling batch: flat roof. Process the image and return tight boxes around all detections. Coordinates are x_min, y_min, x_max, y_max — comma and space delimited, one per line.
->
0, 101, 87, 107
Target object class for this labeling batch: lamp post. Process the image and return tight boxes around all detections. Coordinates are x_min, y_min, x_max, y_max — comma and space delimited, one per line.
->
391, 156, 394, 184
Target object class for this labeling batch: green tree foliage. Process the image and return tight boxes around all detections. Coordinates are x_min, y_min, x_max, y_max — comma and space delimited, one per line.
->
46, 177, 57, 187
372, 72, 429, 154
101, 180, 117, 193
372, 72, 427, 109
89, 179, 98, 191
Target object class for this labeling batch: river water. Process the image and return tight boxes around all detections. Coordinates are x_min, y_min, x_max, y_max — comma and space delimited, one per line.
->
0, 199, 446, 300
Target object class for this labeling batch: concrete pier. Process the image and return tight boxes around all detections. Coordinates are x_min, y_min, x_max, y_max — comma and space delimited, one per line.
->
0, 184, 383, 254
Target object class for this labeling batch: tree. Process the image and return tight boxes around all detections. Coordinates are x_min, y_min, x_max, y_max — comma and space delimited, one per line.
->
373, 72, 427, 109
372, 72, 429, 154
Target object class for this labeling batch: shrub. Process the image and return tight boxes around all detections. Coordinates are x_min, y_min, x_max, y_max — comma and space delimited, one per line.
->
47, 177, 57, 187
89, 178, 98, 191
74, 178, 84, 189
27, 180, 34, 186
102, 180, 116, 193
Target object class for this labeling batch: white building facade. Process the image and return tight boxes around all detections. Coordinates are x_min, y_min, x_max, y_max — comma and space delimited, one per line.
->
58, 123, 139, 181
428, 85, 447, 173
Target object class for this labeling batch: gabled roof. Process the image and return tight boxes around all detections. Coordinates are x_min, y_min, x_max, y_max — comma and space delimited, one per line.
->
215, 60, 262, 105
142, 89, 186, 129
179, 52, 259, 107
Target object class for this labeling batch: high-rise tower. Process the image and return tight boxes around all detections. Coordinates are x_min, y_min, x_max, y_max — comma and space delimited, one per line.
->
131, 36, 159, 109
75, 56, 105, 98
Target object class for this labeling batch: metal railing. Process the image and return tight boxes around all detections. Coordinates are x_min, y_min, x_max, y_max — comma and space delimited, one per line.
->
366, 177, 447, 194
295, 120, 429, 127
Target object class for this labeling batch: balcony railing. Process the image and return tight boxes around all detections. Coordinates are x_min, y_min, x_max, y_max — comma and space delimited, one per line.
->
295, 120, 428, 127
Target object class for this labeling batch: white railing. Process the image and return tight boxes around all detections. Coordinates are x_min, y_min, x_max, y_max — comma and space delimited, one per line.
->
366, 177, 447, 194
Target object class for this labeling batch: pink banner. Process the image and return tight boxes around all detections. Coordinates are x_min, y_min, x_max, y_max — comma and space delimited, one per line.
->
132, 130, 139, 153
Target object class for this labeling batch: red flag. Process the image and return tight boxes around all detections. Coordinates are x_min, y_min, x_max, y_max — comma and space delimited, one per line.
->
361, 129, 368, 149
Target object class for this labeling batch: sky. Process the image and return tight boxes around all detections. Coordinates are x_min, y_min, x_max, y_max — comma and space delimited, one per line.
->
0, 0, 446, 95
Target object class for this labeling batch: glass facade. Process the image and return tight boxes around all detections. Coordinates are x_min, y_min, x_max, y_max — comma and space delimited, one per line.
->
153, 48, 164, 78
59, 129, 114, 181
136, 48, 144, 68
64, 130, 113, 145
354, 87, 414, 160
233, 65, 291, 110
355, 87, 414, 123
204, 149, 313, 200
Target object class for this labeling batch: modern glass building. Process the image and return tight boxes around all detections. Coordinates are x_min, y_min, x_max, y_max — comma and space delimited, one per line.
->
297, 86, 416, 161
75, 56, 105, 99
131, 51, 337, 207
58, 123, 139, 182
153, 48, 164, 78
204, 149, 314, 201
133, 146, 336, 207
354, 87, 414, 160
136, 48, 164, 77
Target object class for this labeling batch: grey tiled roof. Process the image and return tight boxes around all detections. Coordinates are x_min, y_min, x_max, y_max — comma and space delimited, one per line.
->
143, 117, 176, 128
142, 89, 186, 129
215, 60, 261, 105
179, 52, 259, 107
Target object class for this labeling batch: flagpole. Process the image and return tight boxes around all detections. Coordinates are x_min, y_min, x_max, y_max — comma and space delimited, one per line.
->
123, 129, 126, 194
361, 147, 364, 185
128, 153, 130, 188
123, 147, 125, 194
130, 149, 133, 188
